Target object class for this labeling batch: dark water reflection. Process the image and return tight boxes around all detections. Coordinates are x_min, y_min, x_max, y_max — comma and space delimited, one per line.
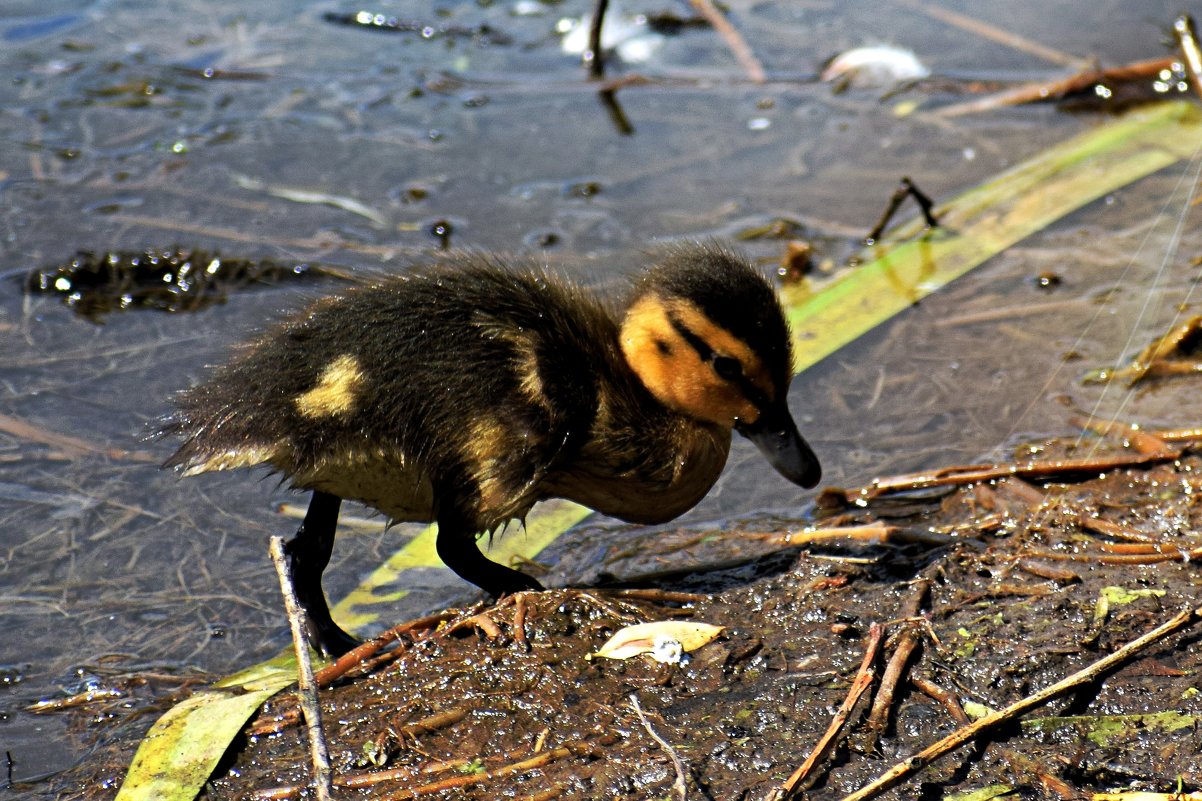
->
0, 0, 1197, 790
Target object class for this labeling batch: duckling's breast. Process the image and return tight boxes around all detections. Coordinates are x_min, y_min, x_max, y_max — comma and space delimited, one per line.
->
544, 420, 732, 524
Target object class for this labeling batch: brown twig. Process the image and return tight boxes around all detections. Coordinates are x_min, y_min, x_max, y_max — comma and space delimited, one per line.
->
910, 676, 970, 726
688, 0, 766, 83
1076, 514, 1158, 544
850, 448, 1182, 501
865, 177, 939, 244
864, 582, 931, 749
770, 623, 885, 800
1014, 560, 1081, 584
375, 740, 593, 801
513, 591, 530, 652
835, 605, 1202, 801
934, 56, 1177, 118
268, 537, 333, 801
630, 694, 688, 801
314, 610, 456, 687
1072, 417, 1176, 457
1026, 545, 1202, 566
608, 588, 709, 604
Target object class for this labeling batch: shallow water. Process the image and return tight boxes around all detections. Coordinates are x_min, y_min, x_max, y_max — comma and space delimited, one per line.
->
0, 0, 1199, 791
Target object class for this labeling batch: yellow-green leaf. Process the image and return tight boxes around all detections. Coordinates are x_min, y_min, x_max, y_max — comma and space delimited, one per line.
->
785, 101, 1202, 372
115, 666, 296, 801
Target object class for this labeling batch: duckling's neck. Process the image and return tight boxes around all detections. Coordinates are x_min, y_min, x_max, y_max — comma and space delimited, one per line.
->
545, 340, 734, 525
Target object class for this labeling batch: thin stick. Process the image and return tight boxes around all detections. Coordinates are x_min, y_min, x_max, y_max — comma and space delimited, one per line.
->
513, 592, 530, 652
1173, 15, 1202, 102
856, 449, 1182, 500
585, 0, 609, 77
772, 623, 884, 799
894, 0, 1084, 67
630, 694, 688, 801
910, 677, 969, 726
1071, 417, 1175, 457
313, 610, 456, 687
864, 582, 930, 749
689, 0, 766, 83
865, 177, 939, 244
934, 56, 1175, 118
836, 605, 1202, 801
269, 536, 333, 801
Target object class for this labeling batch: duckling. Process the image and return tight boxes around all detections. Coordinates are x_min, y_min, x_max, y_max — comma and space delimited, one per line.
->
163, 242, 820, 656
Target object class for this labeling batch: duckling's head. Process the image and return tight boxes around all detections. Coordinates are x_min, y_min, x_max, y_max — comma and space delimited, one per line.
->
620, 243, 821, 489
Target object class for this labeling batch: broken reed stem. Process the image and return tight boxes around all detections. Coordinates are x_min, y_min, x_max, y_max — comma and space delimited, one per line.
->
268, 536, 333, 801
773, 623, 885, 799
836, 605, 1202, 801
689, 0, 766, 83
630, 694, 688, 801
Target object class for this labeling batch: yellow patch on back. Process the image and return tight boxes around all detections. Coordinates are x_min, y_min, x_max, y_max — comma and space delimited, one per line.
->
295, 354, 365, 419
473, 317, 550, 410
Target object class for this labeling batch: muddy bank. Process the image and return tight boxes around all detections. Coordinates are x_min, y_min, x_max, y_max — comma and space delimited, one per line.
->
45, 427, 1202, 800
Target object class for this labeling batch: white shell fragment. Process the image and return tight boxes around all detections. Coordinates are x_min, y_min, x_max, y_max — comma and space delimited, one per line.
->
592, 621, 725, 664
821, 45, 930, 88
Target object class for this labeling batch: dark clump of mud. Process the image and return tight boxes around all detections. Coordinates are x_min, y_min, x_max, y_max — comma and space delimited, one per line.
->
22, 248, 349, 321
45, 432, 1202, 800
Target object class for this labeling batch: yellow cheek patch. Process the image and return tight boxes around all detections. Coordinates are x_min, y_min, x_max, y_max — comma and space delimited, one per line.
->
664, 298, 774, 401
295, 353, 366, 419
620, 295, 759, 427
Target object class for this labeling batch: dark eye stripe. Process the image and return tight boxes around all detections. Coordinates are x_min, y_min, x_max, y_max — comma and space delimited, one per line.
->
666, 311, 713, 361
666, 312, 768, 408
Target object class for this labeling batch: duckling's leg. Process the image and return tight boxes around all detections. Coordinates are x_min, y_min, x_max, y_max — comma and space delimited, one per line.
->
283, 490, 360, 657
435, 512, 544, 597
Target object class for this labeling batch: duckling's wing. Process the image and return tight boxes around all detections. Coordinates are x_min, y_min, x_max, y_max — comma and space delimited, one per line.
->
162, 258, 618, 530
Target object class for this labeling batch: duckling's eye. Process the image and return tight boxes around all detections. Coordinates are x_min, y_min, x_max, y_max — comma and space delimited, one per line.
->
712, 355, 742, 380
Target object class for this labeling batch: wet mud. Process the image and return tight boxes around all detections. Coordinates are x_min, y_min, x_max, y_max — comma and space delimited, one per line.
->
44, 429, 1202, 800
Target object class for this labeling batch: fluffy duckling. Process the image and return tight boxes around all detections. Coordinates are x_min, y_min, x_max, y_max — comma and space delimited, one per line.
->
163, 242, 820, 656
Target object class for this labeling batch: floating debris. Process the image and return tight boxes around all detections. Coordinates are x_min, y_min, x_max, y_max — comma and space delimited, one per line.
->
557, 6, 666, 65
822, 45, 930, 90
24, 248, 347, 321
1089, 315, 1202, 385
322, 10, 512, 46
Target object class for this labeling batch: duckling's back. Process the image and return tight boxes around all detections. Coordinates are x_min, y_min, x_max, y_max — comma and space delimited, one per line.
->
164, 255, 614, 527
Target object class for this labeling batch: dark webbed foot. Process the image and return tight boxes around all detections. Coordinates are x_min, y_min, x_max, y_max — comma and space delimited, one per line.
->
436, 516, 545, 597
285, 491, 361, 658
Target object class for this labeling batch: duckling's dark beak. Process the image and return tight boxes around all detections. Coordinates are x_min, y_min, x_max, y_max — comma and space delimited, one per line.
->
737, 402, 822, 488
